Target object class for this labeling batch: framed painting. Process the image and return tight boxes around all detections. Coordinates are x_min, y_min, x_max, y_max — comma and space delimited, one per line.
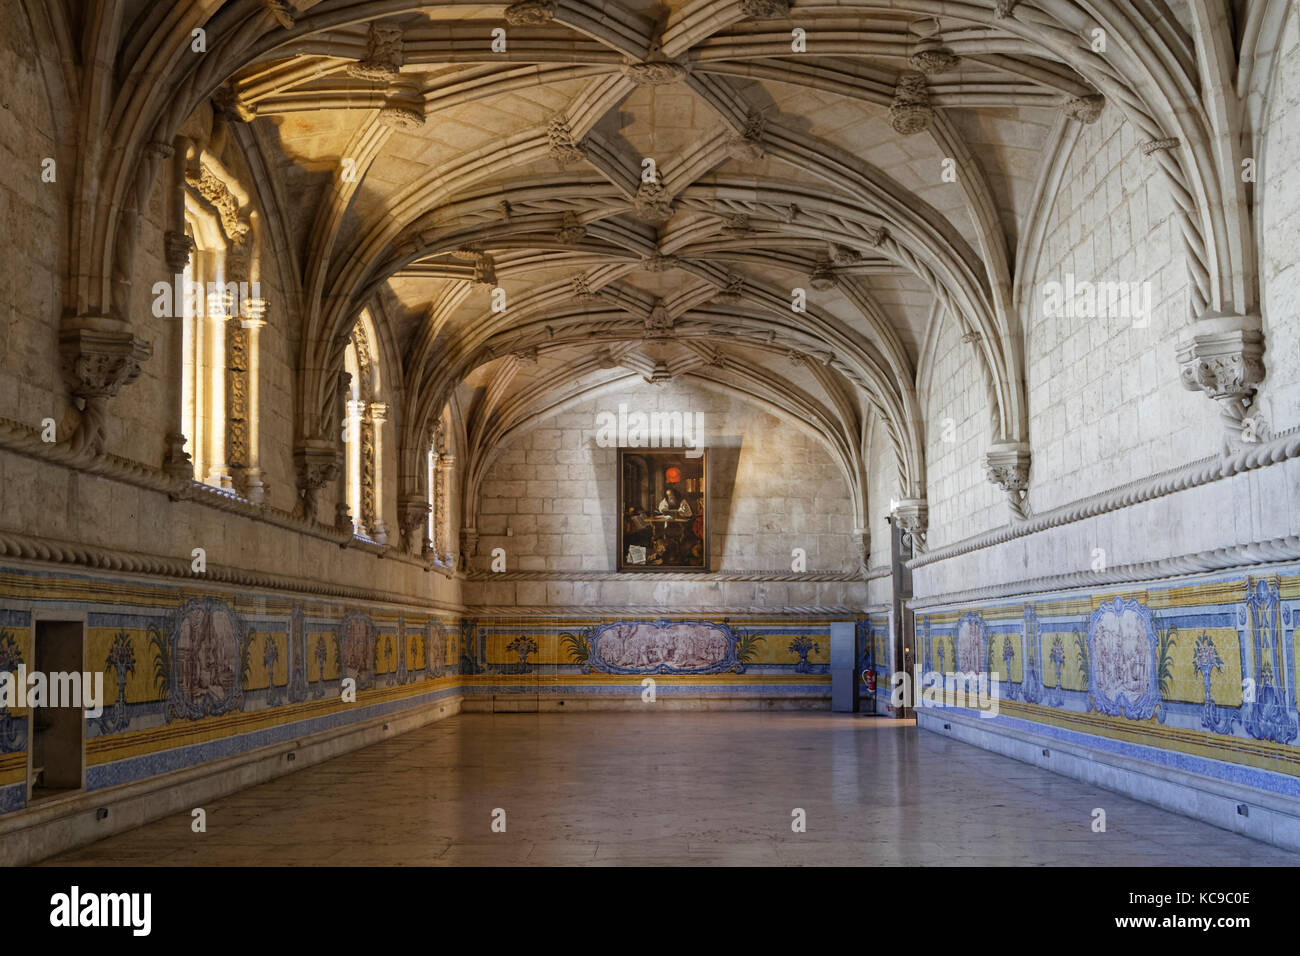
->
617, 448, 708, 571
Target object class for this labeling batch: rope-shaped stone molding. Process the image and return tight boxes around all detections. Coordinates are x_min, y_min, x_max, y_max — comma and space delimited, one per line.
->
910, 534, 1300, 610
0, 527, 461, 612
466, 569, 863, 582
463, 604, 871, 617
910, 425, 1300, 570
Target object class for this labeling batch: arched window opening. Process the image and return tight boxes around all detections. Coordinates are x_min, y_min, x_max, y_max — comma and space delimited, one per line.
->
341, 313, 388, 543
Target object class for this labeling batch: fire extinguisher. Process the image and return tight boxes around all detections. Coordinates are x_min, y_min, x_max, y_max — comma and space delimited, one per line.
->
864, 668, 876, 695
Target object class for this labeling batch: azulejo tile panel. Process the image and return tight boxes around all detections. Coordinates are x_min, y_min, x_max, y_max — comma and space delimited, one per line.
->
0, 565, 860, 816
914, 564, 1300, 787
0, 564, 461, 816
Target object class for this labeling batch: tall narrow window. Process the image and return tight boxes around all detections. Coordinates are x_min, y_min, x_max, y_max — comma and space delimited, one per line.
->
341, 312, 387, 542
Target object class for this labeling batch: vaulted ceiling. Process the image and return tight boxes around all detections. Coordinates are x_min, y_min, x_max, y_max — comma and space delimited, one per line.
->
47, 0, 1258, 534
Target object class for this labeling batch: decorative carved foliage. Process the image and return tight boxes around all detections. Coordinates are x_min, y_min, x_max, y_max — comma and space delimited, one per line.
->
397, 495, 430, 556
908, 48, 961, 75
632, 179, 675, 223
644, 301, 674, 339
712, 273, 744, 304
348, 22, 404, 81
1176, 317, 1265, 437
740, 0, 790, 17
622, 61, 688, 86
378, 103, 425, 130
641, 253, 679, 272
889, 70, 933, 135
505, 0, 556, 25
892, 498, 928, 550
572, 274, 601, 300
60, 326, 153, 401
547, 116, 587, 164
726, 113, 767, 160
719, 213, 754, 238
555, 212, 586, 243
458, 529, 479, 571
1064, 94, 1105, 124
809, 259, 836, 291
829, 243, 860, 266
186, 164, 248, 242
294, 439, 341, 523
985, 441, 1032, 519
227, 325, 249, 472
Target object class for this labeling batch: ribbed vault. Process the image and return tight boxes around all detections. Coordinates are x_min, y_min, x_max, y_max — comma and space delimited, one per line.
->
40, 0, 1272, 560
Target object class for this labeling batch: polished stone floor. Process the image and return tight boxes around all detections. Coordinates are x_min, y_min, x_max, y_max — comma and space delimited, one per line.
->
42, 713, 1300, 865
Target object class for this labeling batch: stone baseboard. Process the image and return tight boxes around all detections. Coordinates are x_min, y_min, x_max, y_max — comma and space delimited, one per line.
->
917, 709, 1300, 853
0, 695, 464, 866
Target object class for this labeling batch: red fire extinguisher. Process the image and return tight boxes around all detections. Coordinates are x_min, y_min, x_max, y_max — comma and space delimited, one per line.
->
864, 668, 876, 695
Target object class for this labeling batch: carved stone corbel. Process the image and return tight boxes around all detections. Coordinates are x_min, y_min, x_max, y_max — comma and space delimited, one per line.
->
505, 0, 555, 25
348, 22, 404, 81
985, 440, 1031, 519
740, 0, 790, 17
1063, 94, 1105, 124
59, 319, 153, 456
547, 116, 587, 164
889, 71, 933, 135
293, 438, 341, 524
164, 231, 194, 273
853, 529, 871, 577
892, 499, 928, 552
1176, 310, 1265, 449
622, 60, 688, 86
397, 494, 431, 557
458, 529, 480, 571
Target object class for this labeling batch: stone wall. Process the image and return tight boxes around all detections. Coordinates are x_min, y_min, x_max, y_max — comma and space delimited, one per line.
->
1023, 106, 1211, 515
1258, 12, 1300, 435
469, 379, 865, 613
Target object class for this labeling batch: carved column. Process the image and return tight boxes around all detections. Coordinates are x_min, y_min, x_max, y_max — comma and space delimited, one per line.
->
163, 138, 195, 479
347, 398, 367, 536
438, 453, 456, 566
241, 301, 267, 503
368, 402, 389, 544
204, 275, 231, 489
226, 318, 249, 489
